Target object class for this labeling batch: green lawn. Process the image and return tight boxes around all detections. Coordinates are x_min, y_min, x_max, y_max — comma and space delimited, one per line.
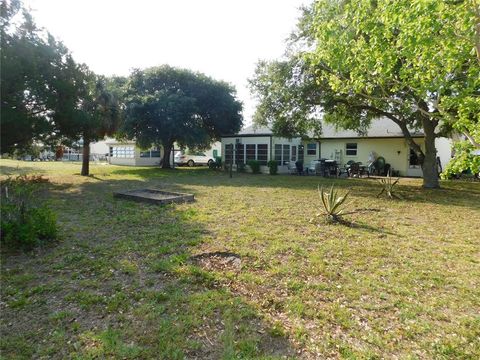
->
1, 159, 479, 359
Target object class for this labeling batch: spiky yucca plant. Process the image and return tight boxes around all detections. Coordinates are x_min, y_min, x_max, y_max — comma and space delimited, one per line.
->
315, 185, 349, 223
377, 171, 401, 199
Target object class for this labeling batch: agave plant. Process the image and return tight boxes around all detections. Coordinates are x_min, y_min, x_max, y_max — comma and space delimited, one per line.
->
315, 184, 350, 223
377, 171, 401, 199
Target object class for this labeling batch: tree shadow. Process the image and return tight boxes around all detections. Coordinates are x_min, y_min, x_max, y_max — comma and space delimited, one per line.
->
0, 175, 300, 359
0, 164, 48, 175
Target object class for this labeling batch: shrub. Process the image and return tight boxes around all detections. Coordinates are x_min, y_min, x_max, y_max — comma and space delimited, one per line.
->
311, 185, 349, 223
441, 141, 480, 180
247, 160, 261, 174
209, 156, 223, 170
377, 171, 401, 199
267, 160, 278, 175
237, 162, 246, 173
1, 175, 57, 250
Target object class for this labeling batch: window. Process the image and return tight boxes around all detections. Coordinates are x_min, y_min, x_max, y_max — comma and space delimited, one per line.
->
225, 144, 233, 164
346, 143, 357, 156
282, 145, 290, 165
112, 146, 134, 158
150, 147, 160, 157
235, 143, 244, 164
307, 143, 317, 155
291, 146, 297, 161
274, 144, 290, 165
140, 146, 160, 158
257, 144, 268, 165
246, 144, 256, 161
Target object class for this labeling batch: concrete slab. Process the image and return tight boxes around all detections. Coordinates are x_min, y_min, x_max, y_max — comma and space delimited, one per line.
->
113, 189, 194, 205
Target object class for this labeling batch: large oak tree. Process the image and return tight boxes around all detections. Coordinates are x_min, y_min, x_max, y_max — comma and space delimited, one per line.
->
1, 0, 64, 153
1, 0, 122, 176
121, 65, 243, 168
250, 0, 480, 188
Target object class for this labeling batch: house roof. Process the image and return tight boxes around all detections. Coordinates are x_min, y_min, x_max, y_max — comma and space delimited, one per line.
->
105, 140, 136, 145
223, 118, 424, 139
320, 118, 424, 139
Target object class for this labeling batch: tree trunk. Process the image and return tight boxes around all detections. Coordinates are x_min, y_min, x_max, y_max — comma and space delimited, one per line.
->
421, 119, 439, 189
81, 139, 90, 176
161, 142, 172, 169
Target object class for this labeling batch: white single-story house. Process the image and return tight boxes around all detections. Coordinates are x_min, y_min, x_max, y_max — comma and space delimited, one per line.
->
221, 118, 453, 177
105, 139, 222, 167
106, 140, 162, 166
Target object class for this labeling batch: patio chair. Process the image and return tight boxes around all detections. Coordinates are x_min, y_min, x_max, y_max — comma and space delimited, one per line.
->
308, 160, 319, 175
344, 160, 355, 177
295, 161, 304, 175
348, 162, 360, 177
324, 160, 338, 177
383, 163, 391, 176
287, 161, 298, 175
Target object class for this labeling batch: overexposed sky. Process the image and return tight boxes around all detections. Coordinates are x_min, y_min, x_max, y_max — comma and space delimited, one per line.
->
25, 0, 307, 125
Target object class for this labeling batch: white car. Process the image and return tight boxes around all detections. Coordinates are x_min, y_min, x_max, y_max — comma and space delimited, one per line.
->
174, 151, 214, 167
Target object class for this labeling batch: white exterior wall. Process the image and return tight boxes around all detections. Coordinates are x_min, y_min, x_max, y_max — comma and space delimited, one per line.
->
90, 139, 110, 155
134, 146, 162, 166
319, 138, 417, 176
316, 137, 454, 177
435, 137, 452, 172
302, 141, 320, 167
206, 141, 222, 158
107, 142, 161, 166
109, 157, 136, 166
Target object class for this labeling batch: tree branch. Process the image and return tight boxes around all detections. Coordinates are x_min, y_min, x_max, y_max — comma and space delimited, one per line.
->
464, 131, 480, 148
335, 98, 425, 157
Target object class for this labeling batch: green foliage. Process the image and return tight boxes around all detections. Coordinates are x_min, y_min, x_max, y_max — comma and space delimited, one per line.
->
1, 175, 57, 250
121, 65, 243, 168
377, 172, 401, 199
0, 1, 121, 176
2, 160, 480, 358
247, 160, 261, 174
441, 141, 480, 179
208, 156, 222, 170
237, 162, 246, 173
312, 185, 349, 223
250, 0, 480, 189
267, 160, 278, 175
1, 2, 66, 153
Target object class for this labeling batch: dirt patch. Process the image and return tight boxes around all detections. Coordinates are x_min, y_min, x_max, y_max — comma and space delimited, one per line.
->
191, 251, 242, 271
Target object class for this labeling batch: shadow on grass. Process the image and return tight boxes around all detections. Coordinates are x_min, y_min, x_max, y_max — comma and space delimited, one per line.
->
0, 176, 299, 359
336, 218, 400, 237
107, 166, 480, 210
0, 164, 48, 176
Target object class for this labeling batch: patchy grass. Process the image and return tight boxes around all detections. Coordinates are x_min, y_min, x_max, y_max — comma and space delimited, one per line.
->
1, 159, 479, 359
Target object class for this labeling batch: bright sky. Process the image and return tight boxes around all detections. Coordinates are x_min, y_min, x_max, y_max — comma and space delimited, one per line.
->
25, 0, 307, 126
